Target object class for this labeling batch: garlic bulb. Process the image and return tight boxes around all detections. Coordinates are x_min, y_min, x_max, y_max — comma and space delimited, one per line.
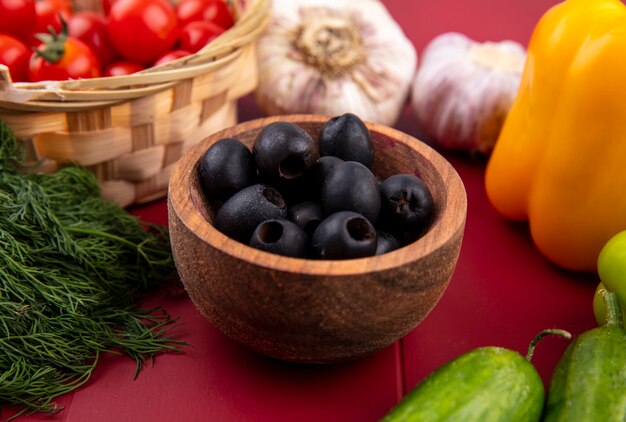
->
411, 32, 526, 154
255, 0, 417, 126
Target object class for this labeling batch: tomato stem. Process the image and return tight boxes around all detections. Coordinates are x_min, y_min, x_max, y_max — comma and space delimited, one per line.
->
33, 14, 68, 64
525, 329, 572, 361
602, 290, 624, 328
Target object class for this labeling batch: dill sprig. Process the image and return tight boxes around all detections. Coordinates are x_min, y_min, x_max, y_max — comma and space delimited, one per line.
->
0, 122, 185, 420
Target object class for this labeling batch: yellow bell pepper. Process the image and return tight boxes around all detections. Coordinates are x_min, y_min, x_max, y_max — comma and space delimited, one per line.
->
485, 0, 626, 272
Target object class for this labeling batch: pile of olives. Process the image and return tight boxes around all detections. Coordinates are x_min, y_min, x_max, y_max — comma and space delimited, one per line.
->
198, 114, 435, 260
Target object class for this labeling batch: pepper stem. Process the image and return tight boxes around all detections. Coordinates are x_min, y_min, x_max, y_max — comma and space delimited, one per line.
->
602, 290, 624, 328
525, 329, 572, 362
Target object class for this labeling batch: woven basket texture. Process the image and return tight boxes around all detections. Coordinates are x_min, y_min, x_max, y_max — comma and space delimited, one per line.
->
0, 0, 270, 207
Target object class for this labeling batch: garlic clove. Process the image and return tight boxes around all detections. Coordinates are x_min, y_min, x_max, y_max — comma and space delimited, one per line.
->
255, 0, 416, 127
411, 32, 526, 154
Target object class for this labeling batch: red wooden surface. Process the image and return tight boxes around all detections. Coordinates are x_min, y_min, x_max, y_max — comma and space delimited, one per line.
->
5, 0, 599, 421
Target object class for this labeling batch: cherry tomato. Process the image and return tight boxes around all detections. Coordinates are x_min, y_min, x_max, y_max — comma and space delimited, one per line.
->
0, 0, 36, 39
104, 60, 144, 76
32, 0, 73, 42
153, 49, 190, 66
107, 0, 179, 65
179, 21, 223, 53
176, 0, 233, 30
68, 11, 118, 68
0, 34, 31, 82
30, 36, 101, 81
102, 0, 119, 15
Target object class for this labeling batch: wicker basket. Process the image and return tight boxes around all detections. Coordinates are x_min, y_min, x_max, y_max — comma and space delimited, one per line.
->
0, 0, 270, 207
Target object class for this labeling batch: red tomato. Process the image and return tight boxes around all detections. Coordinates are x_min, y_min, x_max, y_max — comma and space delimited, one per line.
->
29, 37, 101, 81
104, 60, 144, 76
153, 49, 190, 66
0, 34, 31, 82
176, 0, 233, 30
68, 11, 119, 67
179, 21, 223, 53
32, 0, 73, 41
102, 0, 119, 15
0, 0, 36, 39
107, 0, 179, 65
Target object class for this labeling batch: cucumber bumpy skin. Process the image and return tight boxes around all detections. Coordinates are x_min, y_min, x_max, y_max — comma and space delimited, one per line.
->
544, 292, 626, 422
381, 347, 544, 422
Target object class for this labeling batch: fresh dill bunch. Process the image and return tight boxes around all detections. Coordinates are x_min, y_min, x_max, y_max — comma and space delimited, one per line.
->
0, 122, 184, 419
0, 123, 22, 174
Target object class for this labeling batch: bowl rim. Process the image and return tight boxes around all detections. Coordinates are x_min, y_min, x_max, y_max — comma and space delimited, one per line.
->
168, 114, 467, 276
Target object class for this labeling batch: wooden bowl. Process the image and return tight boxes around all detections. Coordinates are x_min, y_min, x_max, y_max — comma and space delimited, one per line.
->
168, 115, 467, 363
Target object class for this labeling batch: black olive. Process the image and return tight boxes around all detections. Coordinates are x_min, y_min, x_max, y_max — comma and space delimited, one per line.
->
375, 230, 402, 255
311, 211, 377, 260
379, 174, 434, 233
214, 184, 287, 243
288, 201, 324, 236
249, 219, 307, 258
304, 156, 344, 198
319, 113, 374, 169
252, 121, 318, 184
321, 161, 381, 223
198, 138, 256, 201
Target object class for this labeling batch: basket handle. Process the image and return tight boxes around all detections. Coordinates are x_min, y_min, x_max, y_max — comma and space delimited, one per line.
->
0, 65, 13, 90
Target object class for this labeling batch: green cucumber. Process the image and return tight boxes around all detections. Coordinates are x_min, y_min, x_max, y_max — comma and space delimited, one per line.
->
543, 291, 626, 422
381, 330, 570, 422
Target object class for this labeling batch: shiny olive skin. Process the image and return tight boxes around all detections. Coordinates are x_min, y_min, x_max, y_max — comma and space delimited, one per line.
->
379, 174, 434, 233
321, 161, 381, 223
318, 113, 374, 169
249, 219, 307, 258
198, 138, 257, 201
214, 184, 287, 243
311, 211, 377, 260
252, 121, 319, 183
